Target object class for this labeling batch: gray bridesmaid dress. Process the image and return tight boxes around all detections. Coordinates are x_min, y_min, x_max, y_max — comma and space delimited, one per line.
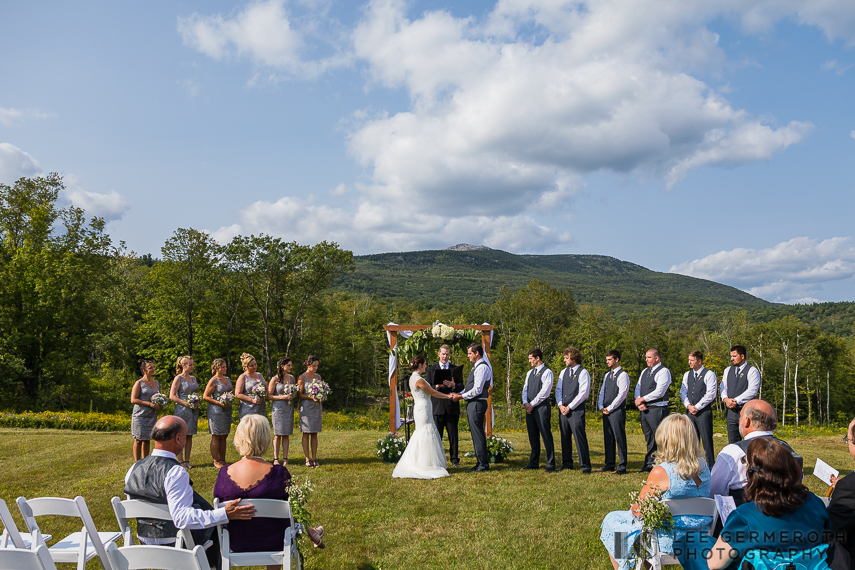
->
173, 375, 200, 436
299, 374, 323, 434
271, 378, 295, 436
207, 377, 233, 436
131, 379, 160, 440
239, 374, 267, 420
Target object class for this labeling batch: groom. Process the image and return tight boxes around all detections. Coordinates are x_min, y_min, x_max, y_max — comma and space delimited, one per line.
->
452, 343, 491, 472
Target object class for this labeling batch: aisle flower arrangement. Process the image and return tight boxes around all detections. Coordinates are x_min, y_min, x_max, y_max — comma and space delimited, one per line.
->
623, 484, 674, 569
486, 435, 514, 462
285, 476, 316, 556
376, 433, 407, 462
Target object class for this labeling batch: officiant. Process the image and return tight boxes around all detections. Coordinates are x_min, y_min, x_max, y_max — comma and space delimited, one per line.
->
427, 344, 464, 467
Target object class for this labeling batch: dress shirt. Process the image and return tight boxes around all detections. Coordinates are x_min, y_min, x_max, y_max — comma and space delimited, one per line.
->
633, 363, 671, 406
708, 430, 773, 497
720, 364, 761, 404
555, 365, 591, 410
521, 364, 553, 407
597, 367, 630, 412
124, 449, 227, 545
679, 367, 718, 409
460, 358, 492, 400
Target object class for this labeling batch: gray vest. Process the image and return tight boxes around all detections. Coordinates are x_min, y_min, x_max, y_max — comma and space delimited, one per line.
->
686, 367, 708, 407
561, 366, 584, 407
727, 365, 751, 402
124, 455, 181, 540
464, 361, 488, 400
640, 364, 670, 406
526, 367, 547, 403
603, 370, 625, 410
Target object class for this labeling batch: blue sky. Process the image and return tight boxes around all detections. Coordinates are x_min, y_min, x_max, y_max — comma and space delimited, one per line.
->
1, 0, 854, 304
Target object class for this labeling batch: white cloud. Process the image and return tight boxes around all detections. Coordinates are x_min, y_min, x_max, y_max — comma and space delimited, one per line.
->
0, 143, 42, 183
63, 187, 131, 222
850, 130, 855, 140
822, 59, 853, 75
670, 237, 855, 303
0, 107, 53, 127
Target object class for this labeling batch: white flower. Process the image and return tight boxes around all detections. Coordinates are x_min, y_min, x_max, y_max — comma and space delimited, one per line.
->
440, 325, 455, 340
431, 324, 442, 338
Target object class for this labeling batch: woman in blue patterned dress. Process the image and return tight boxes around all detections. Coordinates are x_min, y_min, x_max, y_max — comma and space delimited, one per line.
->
203, 358, 233, 468
268, 357, 296, 466
600, 414, 712, 570
236, 352, 266, 420
170, 355, 200, 468
130, 359, 162, 461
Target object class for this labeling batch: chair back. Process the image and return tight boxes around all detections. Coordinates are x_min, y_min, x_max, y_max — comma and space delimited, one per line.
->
111, 497, 202, 549
663, 497, 718, 533
1, 498, 28, 548
106, 543, 210, 570
212, 498, 300, 569
0, 543, 59, 570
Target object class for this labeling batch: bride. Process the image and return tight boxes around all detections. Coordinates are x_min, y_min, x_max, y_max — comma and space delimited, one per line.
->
393, 355, 455, 479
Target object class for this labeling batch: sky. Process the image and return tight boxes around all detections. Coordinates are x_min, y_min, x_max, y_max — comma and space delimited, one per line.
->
1, 0, 854, 305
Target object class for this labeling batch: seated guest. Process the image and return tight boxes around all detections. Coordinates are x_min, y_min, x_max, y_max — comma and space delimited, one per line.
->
600, 414, 712, 570
124, 416, 255, 570
677, 437, 830, 570
214, 414, 325, 567
829, 417, 855, 562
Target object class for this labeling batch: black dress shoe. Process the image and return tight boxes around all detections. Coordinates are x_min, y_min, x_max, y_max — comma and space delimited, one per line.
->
562, 465, 574, 470
599, 466, 615, 472
545, 467, 556, 473
522, 464, 539, 470
581, 469, 592, 474
638, 466, 653, 473
451, 460, 460, 467
614, 469, 627, 475
472, 466, 489, 472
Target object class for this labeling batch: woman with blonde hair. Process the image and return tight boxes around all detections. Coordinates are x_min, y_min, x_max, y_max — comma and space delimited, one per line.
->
268, 357, 296, 466
236, 352, 266, 420
203, 358, 233, 468
213, 415, 325, 564
600, 414, 712, 569
170, 355, 200, 468
130, 359, 161, 461
297, 355, 323, 468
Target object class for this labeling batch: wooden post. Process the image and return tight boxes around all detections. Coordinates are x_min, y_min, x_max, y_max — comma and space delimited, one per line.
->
388, 333, 397, 434
483, 331, 493, 436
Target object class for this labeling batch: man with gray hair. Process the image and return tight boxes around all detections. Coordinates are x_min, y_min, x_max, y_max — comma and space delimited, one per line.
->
708, 399, 803, 506
124, 416, 254, 569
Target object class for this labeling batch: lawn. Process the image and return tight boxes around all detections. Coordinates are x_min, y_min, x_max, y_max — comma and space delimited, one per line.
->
0, 425, 849, 570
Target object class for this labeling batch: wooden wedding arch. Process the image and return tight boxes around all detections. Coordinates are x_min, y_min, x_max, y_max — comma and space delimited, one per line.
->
384, 324, 495, 435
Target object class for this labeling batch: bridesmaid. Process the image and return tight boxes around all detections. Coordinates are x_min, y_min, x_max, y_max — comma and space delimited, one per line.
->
130, 359, 161, 462
236, 352, 266, 420
298, 355, 323, 468
203, 358, 233, 468
170, 355, 200, 468
268, 357, 296, 466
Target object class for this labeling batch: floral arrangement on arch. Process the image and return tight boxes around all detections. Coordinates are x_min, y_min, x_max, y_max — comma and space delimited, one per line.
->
393, 320, 482, 364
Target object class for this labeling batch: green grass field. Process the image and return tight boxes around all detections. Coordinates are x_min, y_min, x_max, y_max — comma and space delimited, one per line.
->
0, 426, 849, 570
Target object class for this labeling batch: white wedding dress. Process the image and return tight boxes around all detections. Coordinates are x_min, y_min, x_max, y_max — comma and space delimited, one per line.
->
392, 372, 449, 479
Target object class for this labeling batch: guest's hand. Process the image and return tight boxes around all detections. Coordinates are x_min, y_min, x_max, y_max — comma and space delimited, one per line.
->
831, 475, 840, 488
225, 498, 256, 520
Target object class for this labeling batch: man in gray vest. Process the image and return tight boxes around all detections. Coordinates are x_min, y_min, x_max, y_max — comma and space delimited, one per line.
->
555, 346, 591, 473
721, 345, 761, 444
709, 399, 802, 507
598, 350, 629, 475
522, 348, 556, 472
452, 343, 492, 472
679, 350, 718, 468
634, 348, 672, 472
124, 416, 254, 569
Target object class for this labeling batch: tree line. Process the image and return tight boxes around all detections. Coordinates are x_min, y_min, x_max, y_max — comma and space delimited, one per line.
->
2, 174, 853, 426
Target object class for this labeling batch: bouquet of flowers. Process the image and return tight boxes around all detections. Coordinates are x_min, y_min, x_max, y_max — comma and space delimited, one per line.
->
486, 435, 514, 462
430, 320, 456, 340
285, 476, 316, 556
306, 379, 331, 402
624, 483, 674, 569
376, 433, 407, 462
185, 393, 201, 409
280, 383, 298, 399
250, 384, 266, 400
403, 392, 414, 407
150, 393, 169, 408
217, 391, 235, 407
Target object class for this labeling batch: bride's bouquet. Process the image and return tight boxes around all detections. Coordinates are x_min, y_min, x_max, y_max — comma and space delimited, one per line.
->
250, 384, 266, 400
150, 393, 169, 408
306, 379, 331, 402
217, 391, 235, 407
185, 393, 201, 409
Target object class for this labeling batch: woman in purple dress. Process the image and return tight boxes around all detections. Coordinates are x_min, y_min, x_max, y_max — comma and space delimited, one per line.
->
214, 414, 324, 566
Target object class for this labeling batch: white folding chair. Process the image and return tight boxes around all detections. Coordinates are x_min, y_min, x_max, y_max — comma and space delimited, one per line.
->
1, 498, 51, 549
0, 542, 59, 570
106, 542, 210, 570
16, 495, 121, 570
213, 498, 301, 569
647, 497, 718, 567
110, 497, 212, 550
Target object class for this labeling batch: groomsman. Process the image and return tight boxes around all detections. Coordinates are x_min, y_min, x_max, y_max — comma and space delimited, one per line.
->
555, 347, 591, 473
634, 348, 672, 472
679, 350, 718, 468
598, 350, 629, 475
426, 344, 464, 467
522, 348, 556, 473
721, 345, 761, 444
